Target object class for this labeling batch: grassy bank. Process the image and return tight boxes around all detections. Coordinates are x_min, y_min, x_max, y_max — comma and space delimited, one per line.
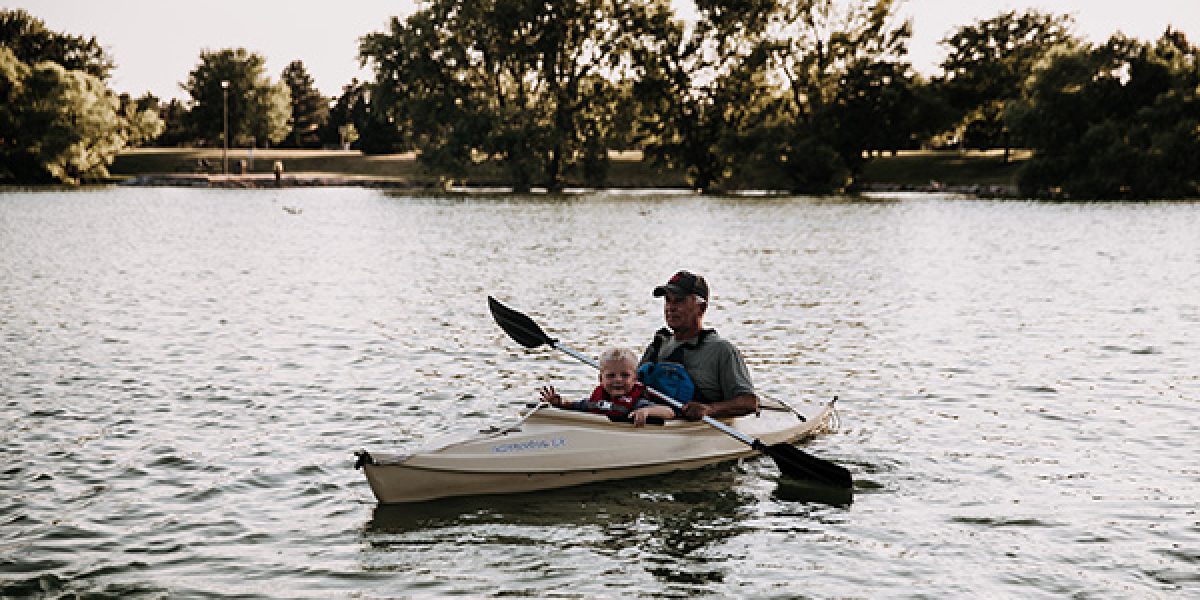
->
857, 149, 1028, 187
111, 148, 1028, 190
111, 148, 435, 181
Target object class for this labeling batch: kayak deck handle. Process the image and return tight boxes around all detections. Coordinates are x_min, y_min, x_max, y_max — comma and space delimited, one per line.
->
353, 450, 375, 470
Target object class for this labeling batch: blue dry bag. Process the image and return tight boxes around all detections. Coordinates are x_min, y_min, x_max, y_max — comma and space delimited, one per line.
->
637, 328, 713, 405
637, 361, 696, 404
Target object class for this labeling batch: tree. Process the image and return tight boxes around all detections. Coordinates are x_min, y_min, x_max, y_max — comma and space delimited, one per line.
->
181, 48, 291, 147
360, 0, 656, 191
631, 2, 780, 192
315, 78, 394, 152
280, 60, 329, 148
837, 61, 934, 155
1, 46, 162, 183
1009, 30, 1200, 198
118, 92, 165, 147
763, 0, 916, 188
245, 79, 291, 147
320, 79, 367, 149
152, 97, 191, 146
937, 10, 1079, 160
630, 0, 919, 193
0, 9, 114, 79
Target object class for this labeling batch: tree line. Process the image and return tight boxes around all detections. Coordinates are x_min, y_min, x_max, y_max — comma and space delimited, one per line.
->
3, 3, 1197, 198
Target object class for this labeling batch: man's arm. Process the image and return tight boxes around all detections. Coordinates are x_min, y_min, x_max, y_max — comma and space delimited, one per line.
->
682, 392, 758, 420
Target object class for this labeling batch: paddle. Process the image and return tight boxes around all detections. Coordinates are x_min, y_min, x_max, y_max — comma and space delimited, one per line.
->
487, 296, 854, 488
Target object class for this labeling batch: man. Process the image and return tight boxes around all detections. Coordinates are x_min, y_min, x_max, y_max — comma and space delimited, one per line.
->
639, 270, 758, 420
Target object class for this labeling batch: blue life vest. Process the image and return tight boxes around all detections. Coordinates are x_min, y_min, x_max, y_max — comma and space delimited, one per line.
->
637, 328, 713, 406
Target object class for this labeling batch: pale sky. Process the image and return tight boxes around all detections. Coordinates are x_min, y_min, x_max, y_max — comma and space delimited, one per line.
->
7, 1, 1199, 100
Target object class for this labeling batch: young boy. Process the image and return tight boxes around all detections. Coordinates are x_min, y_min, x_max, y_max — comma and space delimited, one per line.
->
539, 347, 676, 427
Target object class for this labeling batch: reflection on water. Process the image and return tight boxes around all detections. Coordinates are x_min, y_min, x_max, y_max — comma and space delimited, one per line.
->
365, 468, 745, 533
771, 478, 855, 507
364, 466, 759, 590
1, 187, 1198, 597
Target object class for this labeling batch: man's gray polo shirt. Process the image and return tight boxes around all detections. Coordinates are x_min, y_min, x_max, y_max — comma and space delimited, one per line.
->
643, 330, 755, 403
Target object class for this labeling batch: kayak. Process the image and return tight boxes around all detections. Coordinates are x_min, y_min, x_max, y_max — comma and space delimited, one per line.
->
355, 398, 837, 504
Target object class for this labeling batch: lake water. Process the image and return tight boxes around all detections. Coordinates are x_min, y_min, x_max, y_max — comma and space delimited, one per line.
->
1, 187, 1197, 598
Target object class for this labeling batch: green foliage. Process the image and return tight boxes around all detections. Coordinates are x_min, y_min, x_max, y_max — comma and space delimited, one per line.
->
346, 0, 973, 192
763, 0, 917, 188
351, 0, 925, 193
765, 135, 849, 194
0, 9, 114, 79
320, 80, 367, 149
633, 0, 897, 192
818, 59, 922, 173
338, 123, 359, 147
1009, 30, 1200, 198
152, 98, 191, 146
281, 60, 329, 148
0, 45, 161, 184
247, 80, 291, 147
631, 3, 781, 192
182, 48, 292, 147
1, 9, 158, 182
628, 0, 922, 192
693, 0, 778, 35
937, 10, 1079, 153
360, 0, 656, 190
118, 93, 167, 148
316, 79, 396, 154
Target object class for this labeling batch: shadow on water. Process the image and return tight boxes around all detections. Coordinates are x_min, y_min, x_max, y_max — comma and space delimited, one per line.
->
362, 466, 760, 587
363, 466, 752, 535
363, 463, 855, 536
362, 463, 856, 588
771, 478, 855, 507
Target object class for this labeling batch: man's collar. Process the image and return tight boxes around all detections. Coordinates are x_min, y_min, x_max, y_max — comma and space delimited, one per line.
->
668, 328, 715, 346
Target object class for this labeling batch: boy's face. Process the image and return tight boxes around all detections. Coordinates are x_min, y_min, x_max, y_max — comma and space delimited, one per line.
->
598, 358, 637, 397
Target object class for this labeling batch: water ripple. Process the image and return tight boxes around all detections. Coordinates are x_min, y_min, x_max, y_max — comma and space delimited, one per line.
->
1, 189, 1198, 597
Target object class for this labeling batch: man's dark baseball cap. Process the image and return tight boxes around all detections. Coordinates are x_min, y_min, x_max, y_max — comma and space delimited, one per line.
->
653, 270, 709, 300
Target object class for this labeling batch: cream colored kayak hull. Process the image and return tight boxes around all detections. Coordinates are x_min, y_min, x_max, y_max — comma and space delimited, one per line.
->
360, 400, 835, 503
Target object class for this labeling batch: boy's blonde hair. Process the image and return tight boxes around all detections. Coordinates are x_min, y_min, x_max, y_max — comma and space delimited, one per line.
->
597, 347, 638, 369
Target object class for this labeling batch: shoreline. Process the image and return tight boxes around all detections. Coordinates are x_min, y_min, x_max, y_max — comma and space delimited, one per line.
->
855, 181, 1019, 198
117, 173, 1021, 197
103, 148, 1029, 196
118, 173, 437, 190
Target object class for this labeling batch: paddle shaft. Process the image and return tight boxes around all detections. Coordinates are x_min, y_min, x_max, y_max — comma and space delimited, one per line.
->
551, 341, 757, 447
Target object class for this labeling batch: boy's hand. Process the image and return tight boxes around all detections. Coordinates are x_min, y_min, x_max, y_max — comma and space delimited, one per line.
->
539, 385, 563, 407
630, 407, 651, 428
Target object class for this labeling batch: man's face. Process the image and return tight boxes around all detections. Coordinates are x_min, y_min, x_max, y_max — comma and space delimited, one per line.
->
663, 293, 702, 331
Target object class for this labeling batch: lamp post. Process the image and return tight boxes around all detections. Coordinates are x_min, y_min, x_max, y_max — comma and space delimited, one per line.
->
221, 80, 230, 175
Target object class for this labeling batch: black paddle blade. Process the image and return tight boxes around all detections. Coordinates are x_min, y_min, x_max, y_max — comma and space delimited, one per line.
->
756, 440, 854, 488
488, 296, 556, 349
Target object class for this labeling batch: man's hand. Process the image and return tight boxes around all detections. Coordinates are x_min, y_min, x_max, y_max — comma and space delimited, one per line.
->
682, 394, 758, 420
682, 402, 712, 421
